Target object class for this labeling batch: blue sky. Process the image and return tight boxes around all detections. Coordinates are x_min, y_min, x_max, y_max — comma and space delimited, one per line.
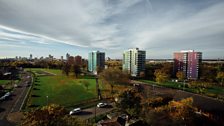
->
0, 0, 224, 59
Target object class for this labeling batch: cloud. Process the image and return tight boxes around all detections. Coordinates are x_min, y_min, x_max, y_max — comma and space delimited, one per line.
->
0, 0, 140, 49
0, 0, 223, 58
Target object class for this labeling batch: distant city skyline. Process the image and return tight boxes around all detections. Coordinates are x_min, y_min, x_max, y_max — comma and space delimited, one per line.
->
0, 0, 224, 59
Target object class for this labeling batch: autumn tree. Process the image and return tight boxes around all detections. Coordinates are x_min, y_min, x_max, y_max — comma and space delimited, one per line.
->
140, 71, 145, 78
21, 104, 83, 126
153, 63, 172, 83
62, 62, 71, 76
117, 90, 142, 118
73, 64, 81, 78
216, 72, 224, 86
154, 69, 169, 83
161, 63, 173, 75
144, 97, 198, 126
176, 71, 185, 81
200, 63, 217, 82
99, 68, 129, 94
188, 81, 212, 94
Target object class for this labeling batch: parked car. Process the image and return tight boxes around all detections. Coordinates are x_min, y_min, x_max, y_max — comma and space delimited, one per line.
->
14, 84, 18, 88
0, 95, 6, 101
69, 108, 81, 115
97, 102, 108, 108
119, 114, 129, 120
4, 92, 11, 97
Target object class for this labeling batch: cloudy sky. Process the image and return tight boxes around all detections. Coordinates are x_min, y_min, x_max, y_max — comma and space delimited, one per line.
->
0, 0, 224, 59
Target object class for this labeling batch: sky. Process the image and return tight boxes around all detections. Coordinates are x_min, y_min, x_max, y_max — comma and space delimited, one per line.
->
0, 0, 224, 59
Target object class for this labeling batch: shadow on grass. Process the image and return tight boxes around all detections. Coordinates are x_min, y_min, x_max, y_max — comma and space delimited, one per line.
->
34, 84, 40, 86
31, 94, 41, 97
78, 75, 96, 79
74, 111, 93, 115
35, 79, 40, 83
28, 104, 40, 108
33, 88, 40, 90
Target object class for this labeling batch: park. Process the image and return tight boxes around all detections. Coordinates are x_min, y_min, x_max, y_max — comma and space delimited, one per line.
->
25, 68, 98, 109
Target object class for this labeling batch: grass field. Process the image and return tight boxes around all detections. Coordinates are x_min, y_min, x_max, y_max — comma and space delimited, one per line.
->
26, 68, 97, 108
0, 80, 11, 85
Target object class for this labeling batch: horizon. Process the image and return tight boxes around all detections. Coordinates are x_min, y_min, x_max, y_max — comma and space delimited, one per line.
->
0, 0, 224, 59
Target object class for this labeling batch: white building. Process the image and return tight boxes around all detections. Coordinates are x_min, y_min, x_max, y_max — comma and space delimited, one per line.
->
122, 48, 146, 77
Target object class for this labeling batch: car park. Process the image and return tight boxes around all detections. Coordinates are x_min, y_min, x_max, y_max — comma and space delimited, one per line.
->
69, 108, 81, 115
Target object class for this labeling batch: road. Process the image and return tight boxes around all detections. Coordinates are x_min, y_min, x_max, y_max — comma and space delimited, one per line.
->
71, 104, 114, 119
0, 71, 32, 123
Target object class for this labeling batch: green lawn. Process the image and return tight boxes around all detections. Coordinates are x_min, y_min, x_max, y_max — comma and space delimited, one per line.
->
0, 80, 11, 85
26, 68, 97, 108
140, 80, 183, 89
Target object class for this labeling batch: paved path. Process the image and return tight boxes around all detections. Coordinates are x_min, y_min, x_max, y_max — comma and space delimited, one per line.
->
0, 71, 32, 123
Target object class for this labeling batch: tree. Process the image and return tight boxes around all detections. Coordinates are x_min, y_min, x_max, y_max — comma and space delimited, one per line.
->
188, 81, 212, 94
62, 63, 71, 76
21, 104, 83, 126
73, 64, 81, 78
140, 71, 145, 78
154, 69, 169, 83
176, 71, 185, 81
216, 72, 224, 86
200, 63, 217, 82
82, 80, 90, 90
96, 66, 104, 75
117, 90, 142, 117
161, 63, 173, 75
144, 97, 198, 126
99, 68, 129, 94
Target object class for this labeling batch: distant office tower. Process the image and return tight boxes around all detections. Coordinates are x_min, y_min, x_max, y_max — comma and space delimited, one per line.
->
66, 53, 70, 60
61, 56, 63, 61
29, 54, 32, 60
88, 51, 105, 75
48, 54, 53, 60
123, 48, 146, 77
74, 55, 82, 66
174, 50, 202, 80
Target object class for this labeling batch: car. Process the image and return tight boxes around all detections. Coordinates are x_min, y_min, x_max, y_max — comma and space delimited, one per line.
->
4, 92, 11, 97
97, 102, 108, 108
0, 96, 6, 101
69, 108, 81, 115
14, 84, 18, 88
119, 114, 129, 120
